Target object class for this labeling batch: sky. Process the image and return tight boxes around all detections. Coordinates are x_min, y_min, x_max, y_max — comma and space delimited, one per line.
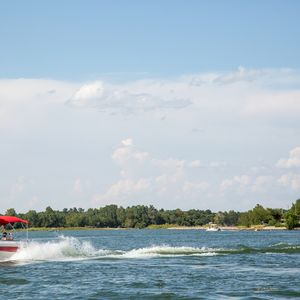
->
1, 1, 300, 213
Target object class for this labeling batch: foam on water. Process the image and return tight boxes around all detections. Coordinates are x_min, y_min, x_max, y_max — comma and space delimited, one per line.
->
8, 237, 218, 262
10, 236, 110, 262
119, 246, 218, 258
7, 236, 300, 263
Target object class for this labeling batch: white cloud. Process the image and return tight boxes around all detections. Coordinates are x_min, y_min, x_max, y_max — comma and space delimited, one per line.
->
68, 81, 191, 113
111, 138, 150, 166
1, 69, 300, 211
220, 175, 252, 191
93, 135, 300, 209
69, 81, 105, 107
244, 91, 300, 117
64, 68, 300, 117
0, 78, 77, 132
1, 68, 300, 135
93, 178, 151, 206
277, 147, 300, 168
182, 181, 210, 193
93, 138, 214, 207
251, 176, 273, 192
121, 138, 133, 147
221, 175, 276, 194
278, 173, 300, 190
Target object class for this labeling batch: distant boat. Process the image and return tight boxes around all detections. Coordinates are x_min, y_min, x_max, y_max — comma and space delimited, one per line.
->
0, 216, 29, 261
206, 226, 221, 232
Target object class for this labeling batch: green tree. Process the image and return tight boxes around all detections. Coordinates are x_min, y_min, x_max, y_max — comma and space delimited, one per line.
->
24, 210, 39, 227
284, 199, 300, 229
238, 212, 251, 227
285, 211, 298, 230
5, 208, 17, 216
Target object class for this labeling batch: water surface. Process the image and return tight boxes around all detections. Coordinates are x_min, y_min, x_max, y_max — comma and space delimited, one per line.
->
0, 229, 299, 299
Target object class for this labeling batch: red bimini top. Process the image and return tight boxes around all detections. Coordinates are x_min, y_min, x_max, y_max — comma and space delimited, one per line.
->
0, 216, 29, 226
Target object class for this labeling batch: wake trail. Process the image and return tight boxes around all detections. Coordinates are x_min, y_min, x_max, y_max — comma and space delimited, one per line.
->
6, 236, 300, 264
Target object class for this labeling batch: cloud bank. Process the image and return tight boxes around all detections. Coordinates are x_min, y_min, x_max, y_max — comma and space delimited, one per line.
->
1, 68, 300, 211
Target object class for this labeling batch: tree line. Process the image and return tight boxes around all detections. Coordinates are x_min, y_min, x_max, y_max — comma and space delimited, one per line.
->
2, 199, 300, 229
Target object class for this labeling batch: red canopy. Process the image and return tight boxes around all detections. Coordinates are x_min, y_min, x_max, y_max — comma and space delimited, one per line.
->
0, 216, 29, 225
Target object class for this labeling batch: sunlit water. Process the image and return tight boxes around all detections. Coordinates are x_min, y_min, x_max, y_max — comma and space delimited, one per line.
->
0, 229, 299, 299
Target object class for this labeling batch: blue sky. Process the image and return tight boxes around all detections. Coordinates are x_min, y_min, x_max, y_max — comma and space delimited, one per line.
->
1, 1, 300, 213
1, 1, 300, 79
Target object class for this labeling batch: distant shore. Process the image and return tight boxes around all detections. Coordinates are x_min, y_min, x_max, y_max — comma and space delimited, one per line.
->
16, 224, 292, 232
166, 225, 287, 231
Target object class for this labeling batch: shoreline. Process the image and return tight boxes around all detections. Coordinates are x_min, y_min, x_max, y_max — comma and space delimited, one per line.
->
167, 225, 287, 231
16, 225, 291, 232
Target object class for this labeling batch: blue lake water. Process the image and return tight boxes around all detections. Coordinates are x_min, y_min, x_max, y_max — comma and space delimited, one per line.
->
0, 229, 299, 299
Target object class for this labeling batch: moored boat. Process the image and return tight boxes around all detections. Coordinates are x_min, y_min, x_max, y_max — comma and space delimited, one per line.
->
0, 216, 28, 261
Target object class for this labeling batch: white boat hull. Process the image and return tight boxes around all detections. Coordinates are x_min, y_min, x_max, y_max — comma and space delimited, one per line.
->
0, 240, 20, 261
206, 227, 221, 231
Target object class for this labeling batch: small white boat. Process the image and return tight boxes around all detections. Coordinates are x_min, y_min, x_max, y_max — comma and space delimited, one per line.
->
0, 216, 28, 261
206, 226, 221, 232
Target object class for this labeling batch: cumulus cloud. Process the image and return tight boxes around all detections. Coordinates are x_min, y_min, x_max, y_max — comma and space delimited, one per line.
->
220, 175, 277, 194
93, 138, 215, 207
1, 69, 300, 211
277, 147, 300, 168
65, 68, 300, 117
121, 138, 133, 147
243, 91, 300, 117
278, 173, 300, 190
2, 68, 300, 131
68, 80, 191, 113
93, 137, 300, 209
251, 176, 274, 192
93, 178, 151, 205
220, 175, 252, 191
0, 78, 77, 132
186, 68, 300, 118
69, 81, 105, 107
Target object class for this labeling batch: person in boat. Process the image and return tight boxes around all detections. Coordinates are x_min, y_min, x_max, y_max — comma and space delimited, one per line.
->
1, 231, 7, 240
7, 232, 14, 240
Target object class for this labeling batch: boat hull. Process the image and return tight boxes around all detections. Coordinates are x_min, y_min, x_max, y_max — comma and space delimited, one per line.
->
0, 241, 19, 260
206, 228, 221, 231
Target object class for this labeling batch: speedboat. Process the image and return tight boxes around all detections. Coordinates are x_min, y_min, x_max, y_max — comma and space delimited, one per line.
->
0, 216, 28, 261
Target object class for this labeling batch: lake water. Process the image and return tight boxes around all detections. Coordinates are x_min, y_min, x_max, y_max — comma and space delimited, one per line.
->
0, 229, 299, 299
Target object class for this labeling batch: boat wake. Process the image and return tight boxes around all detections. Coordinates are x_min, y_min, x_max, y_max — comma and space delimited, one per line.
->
5, 236, 300, 264
8, 237, 218, 263
10, 237, 108, 262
